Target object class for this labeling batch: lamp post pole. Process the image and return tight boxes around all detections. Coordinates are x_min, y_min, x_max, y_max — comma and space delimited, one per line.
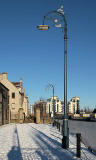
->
62, 22, 69, 149
37, 5, 69, 149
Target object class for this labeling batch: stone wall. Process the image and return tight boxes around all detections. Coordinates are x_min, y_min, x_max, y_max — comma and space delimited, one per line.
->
0, 83, 9, 125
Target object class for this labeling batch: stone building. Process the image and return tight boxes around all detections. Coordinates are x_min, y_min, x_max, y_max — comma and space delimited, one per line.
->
0, 72, 28, 123
34, 100, 47, 118
12, 82, 28, 117
0, 82, 9, 125
22, 95, 28, 117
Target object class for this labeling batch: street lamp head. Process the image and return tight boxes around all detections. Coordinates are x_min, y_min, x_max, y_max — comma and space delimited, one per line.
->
57, 5, 64, 15
49, 84, 54, 89
37, 25, 49, 30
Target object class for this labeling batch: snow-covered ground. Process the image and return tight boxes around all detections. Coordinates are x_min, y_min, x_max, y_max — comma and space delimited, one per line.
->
0, 123, 95, 160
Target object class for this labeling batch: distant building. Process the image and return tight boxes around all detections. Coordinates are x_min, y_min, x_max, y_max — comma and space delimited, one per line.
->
68, 96, 80, 114
0, 82, 9, 125
30, 104, 34, 115
61, 100, 64, 113
32, 96, 80, 117
34, 100, 47, 118
46, 96, 62, 117
28, 107, 31, 115
0, 72, 28, 122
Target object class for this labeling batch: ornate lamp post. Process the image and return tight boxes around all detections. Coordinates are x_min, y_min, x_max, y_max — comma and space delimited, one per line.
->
46, 84, 55, 126
37, 5, 69, 149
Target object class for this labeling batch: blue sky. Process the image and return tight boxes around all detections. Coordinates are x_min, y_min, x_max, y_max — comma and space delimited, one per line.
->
0, 0, 96, 109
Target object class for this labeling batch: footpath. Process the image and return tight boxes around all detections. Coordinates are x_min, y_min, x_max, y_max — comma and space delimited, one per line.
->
0, 123, 95, 160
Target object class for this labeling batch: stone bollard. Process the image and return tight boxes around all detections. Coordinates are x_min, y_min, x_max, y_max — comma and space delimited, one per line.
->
36, 108, 40, 124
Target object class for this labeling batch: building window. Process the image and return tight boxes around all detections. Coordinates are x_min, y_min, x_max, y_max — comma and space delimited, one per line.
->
12, 103, 15, 109
12, 92, 15, 99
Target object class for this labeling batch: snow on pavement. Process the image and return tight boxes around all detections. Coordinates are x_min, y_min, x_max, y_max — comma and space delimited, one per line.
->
0, 123, 95, 160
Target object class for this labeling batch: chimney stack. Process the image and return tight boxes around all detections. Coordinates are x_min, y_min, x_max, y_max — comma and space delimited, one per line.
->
0, 72, 7, 80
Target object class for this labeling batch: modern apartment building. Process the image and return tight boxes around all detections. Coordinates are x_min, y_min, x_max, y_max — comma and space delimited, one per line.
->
46, 96, 62, 116
68, 96, 80, 114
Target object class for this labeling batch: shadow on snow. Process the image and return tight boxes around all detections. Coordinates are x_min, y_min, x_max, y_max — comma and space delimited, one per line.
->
7, 125, 23, 160
28, 124, 75, 160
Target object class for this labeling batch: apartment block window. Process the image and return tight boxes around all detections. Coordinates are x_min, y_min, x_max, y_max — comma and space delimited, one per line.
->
12, 92, 15, 98
57, 104, 59, 112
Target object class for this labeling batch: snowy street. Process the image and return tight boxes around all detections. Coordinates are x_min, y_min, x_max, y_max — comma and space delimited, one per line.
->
0, 123, 95, 160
